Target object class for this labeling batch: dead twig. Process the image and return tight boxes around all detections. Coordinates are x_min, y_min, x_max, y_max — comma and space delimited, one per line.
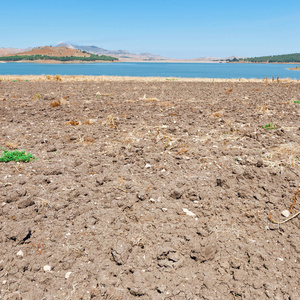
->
269, 210, 300, 224
269, 188, 300, 224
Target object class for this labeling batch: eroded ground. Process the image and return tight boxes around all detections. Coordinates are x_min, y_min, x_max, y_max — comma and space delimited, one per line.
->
0, 78, 300, 299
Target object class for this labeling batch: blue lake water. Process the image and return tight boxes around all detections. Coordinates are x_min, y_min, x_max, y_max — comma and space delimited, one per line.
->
0, 62, 300, 79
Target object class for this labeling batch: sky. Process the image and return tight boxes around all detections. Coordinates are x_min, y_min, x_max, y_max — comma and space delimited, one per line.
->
1, 0, 300, 59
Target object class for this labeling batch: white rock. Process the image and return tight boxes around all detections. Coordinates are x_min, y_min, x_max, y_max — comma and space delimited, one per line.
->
2, 280, 7, 285
281, 210, 290, 218
145, 163, 151, 168
65, 272, 72, 279
182, 208, 196, 217
162, 208, 168, 212
43, 265, 51, 272
17, 250, 24, 257
149, 198, 156, 203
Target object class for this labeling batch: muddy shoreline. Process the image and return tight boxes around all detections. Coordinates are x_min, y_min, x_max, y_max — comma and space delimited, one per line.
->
1, 79, 300, 299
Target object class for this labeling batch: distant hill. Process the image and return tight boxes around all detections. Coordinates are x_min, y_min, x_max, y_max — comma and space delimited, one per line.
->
57, 43, 168, 61
12, 46, 91, 57
0, 46, 118, 62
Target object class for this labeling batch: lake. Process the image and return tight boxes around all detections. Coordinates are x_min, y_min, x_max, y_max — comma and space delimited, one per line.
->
0, 62, 300, 79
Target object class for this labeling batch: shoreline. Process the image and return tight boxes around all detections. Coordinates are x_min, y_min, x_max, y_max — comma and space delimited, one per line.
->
0, 74, 299, 83
1, 60, 300, 64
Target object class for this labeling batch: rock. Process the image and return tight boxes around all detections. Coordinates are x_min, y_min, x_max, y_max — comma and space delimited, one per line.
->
182, 208, 196, 217
5, 225, 31, 244
111, 240, 131, 265
16, 250, 24, 257
281, 210, 290, 218
170, 189, 182, 199
190, 242, 217, 262
18, 198, 34, 209
43, 265, 51, 272
65, 271, 72, 279
145, 163, 151, 168
47, 147, 57, 152
256, 160, 264, 167
6, 191, 19, 203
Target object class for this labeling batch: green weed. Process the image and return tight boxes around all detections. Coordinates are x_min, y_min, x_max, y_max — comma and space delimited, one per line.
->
294, 100, 300, 104
262, 123, 277, 130
0, 150, 36, 162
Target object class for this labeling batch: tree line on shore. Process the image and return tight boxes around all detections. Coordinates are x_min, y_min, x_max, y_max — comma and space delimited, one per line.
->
228, 53, 300, 63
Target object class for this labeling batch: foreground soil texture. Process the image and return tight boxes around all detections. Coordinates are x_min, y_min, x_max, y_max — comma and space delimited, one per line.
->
0, 76, 300, 299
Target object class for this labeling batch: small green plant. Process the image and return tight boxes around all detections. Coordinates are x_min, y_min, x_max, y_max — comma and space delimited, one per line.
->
11, 80, 17, 82
262, 123, 277, 130
294, 100, 300, 104
0, 150, 36, 162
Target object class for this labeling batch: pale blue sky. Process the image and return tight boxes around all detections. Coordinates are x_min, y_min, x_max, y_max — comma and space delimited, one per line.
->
1, 0, 299, 58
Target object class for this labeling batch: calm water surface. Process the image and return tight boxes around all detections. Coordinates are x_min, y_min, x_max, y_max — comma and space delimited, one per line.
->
0, 62, 299, 79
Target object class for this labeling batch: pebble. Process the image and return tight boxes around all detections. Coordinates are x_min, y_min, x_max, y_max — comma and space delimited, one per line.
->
17, 250, 24, 257
65, 271, 72, 279
145, 163, 151, 168
281, 210, 290, 218
43, 265, 51, 272
182, 208, 196, 217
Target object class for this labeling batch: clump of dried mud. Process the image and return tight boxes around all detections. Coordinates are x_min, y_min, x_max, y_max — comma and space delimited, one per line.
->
0, 78, 300, 299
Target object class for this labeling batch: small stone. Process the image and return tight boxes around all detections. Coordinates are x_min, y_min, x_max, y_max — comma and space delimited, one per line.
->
145, 163, 151, 168
43, 265, 51, 272
17, 250, 24, 257
2, 280, 7, 285
182, 208, 196, 217
149, 198, 156, 203
281, 210, 290, 218
162, 208, 168, 212
65, 272, 72, 279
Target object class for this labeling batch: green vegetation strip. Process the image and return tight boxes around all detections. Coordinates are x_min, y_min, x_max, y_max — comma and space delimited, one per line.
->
0, 150, 36, 162
0, 54, 118, 62
228, 53, 300, 63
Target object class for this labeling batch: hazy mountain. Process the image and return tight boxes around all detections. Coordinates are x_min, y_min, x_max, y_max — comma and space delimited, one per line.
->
0, 47, 32, 56
57, 43, 168, 61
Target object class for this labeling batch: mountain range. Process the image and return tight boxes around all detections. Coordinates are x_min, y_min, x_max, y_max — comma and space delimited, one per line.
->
0, 43, 239, 62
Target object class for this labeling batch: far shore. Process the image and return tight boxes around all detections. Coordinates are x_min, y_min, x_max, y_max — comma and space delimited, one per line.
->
1, 59, 300, 64
1, 74, 299, 83
288, 66, 300, 71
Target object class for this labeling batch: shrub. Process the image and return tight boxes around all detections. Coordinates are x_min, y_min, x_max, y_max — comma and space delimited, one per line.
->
0, 150, 35, 162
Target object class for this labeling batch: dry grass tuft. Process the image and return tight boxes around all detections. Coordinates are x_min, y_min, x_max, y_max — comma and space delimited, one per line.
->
139, 94, 158, 102
54, 75, 62, 81
65, 120, 80, 126
50, 100, 61, 107
78, 136, 95, 144
210, 111, 223, 118
257, 105, 268, 113
224, 88, 233, 95
4, 142, 18, 150
264, 143, 300, 167
103, 115, 118, 128
82, 119, 97, 125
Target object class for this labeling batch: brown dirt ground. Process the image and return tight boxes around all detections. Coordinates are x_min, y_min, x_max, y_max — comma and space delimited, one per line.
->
0, 78, 300, 299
